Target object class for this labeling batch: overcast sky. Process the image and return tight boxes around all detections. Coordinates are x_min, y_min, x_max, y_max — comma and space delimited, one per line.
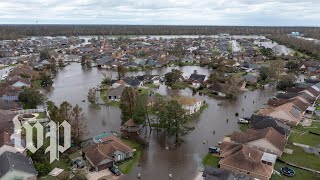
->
0, 0, 319, 26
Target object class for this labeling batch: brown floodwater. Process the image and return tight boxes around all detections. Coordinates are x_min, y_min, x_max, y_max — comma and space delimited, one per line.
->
46, 63, 276, 180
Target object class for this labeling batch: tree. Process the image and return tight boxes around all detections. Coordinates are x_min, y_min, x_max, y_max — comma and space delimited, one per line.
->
277, 75, 295, 91
165, 69, 183, 85
47, 101, 61, 123
286, 61, 300, 71
270, 59, 285, 80
81, 55, 88, 66
259, 67, 275, 82
117, 65, 126, 80
39, 72, 54, 88
159, 100, 193, 143
40, 49, 51, 60
120, 87, 136, 121
18, 87, 44, 109
133, 94, 147, 125
101, 73, 112, 86
87, 88, 97, 105
260, 47, 273, 58
58, 59, 64, 67
70, 104, 87, 147
59, 101, 73, 123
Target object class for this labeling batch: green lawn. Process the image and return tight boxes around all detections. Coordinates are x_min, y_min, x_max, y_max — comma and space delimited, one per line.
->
281, 144, 320, 171
137, 88, 150, 96
68, 151, 81, 160
239, 124, 250, 132
144, 83, 160, 88
36, 112, 46, 119
271, 161, 320, 180
202, 154, 220, 168
51, 158, 69, 170
119, 138, 143, 174
171, 82, 188, 89
289, 121, 320, 147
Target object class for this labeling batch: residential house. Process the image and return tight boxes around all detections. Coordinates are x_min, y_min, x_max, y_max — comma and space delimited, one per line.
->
219, 141, 275, 180
208, 83, 231, 97
241, 74, 258, 85
176, 96, 204, 115
0, 100, 22, 111
82, 135, 133, 171
6, 76, 31, 88
167, 55, 179, 63
108, 85, 126, 101
181, 56, 194, 63
0, 84, 21, 101
97, 56, 112, 69
230, 127, 287, 157
0, 151, 37, 180
64, 54, 81, 63
259, 102, 304, 126
250, 114, 291, 137
188, 72, 206, 88
0, 130, 19, 156
121, 119, 140, 133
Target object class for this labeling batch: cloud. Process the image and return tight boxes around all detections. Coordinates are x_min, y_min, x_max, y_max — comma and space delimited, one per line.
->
0, 0, 319, 26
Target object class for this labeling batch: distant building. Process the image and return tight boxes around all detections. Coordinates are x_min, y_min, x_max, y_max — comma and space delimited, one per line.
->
291, 32, 300, 37
176, 96, 204, 115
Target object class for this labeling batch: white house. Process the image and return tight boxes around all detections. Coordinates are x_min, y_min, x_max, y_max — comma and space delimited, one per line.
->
176, 96, 204, 115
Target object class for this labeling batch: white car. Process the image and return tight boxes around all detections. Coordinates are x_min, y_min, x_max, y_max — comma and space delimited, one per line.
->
238, 118, 250, 124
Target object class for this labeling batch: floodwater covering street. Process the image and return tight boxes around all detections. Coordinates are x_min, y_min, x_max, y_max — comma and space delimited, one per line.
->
46, 63, 276, 180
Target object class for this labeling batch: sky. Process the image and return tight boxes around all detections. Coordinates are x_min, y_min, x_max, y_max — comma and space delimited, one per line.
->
0, 0, 319, 26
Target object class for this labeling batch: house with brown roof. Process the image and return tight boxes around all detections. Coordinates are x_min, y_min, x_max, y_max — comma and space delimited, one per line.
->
0, 130, 19, 156
121, 119, 140, 133
82, 134, 133, 171
230, 127, 287, 157
219, 141, 275, 180
259, 102, 303, 126
175, 96, 204, 115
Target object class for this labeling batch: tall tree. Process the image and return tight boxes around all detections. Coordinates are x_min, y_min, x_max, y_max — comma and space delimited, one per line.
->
87, 88, 97, 105
47, 101, 61, 123
119, 87, 136, 121
18, 87, 44, 109
117, 65, 126, 80
59, 101, 73, 123
40, 49, 51, 60
70, 105, 87, 147
164, 69, 183, 86
39, 72, 54, 88
159, 100, 193, 143
133, 94, 147, 125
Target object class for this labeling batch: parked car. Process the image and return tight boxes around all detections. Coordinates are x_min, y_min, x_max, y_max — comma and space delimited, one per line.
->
238, 117, 250, 124
73, 159, 85, 168
280, 167, 295, 177
209, 147, 221, 155
109, 166, 121, 176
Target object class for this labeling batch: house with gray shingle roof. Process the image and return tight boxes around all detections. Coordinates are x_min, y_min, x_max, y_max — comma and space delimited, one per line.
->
0, 151, 37, 179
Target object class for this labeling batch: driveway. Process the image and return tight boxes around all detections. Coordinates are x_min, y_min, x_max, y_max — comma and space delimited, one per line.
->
87, 169, 112, 180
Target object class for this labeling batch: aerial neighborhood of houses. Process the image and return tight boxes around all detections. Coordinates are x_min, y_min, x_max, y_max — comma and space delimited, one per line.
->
0, 33, 320, 180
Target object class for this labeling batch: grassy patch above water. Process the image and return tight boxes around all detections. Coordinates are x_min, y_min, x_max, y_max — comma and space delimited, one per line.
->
281, 144, 320, 171
239, 124, 250, 132
171, 82, 188, 89
119, 138, 143, 174
202, 154, 220, 168
144, 83, 160, 88
289, 121, 320, 147
271, 160, 320, 180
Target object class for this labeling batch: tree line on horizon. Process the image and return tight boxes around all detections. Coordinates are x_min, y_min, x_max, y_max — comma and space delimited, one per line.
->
1, 25, 320, 40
